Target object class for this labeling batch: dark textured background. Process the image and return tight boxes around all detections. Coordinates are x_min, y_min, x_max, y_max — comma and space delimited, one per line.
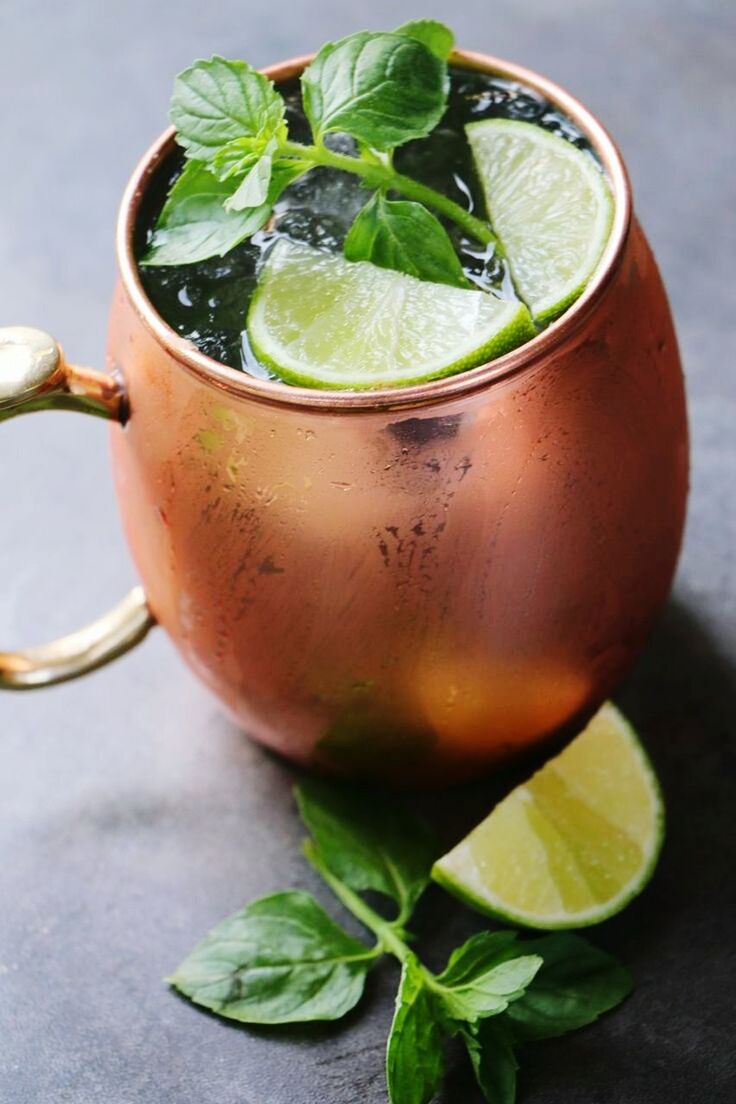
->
1, 1, 734, 1101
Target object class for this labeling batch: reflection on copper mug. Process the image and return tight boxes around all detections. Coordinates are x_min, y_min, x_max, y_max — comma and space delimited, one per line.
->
0, 51, 688, 785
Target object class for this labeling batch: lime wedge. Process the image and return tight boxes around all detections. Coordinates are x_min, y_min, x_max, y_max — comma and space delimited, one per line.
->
466, 119, 614, 324
432, 703, 664, 929
247, 240, 534, 389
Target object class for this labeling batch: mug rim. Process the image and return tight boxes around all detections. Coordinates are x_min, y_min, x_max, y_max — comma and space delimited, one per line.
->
116, 48, 632, 413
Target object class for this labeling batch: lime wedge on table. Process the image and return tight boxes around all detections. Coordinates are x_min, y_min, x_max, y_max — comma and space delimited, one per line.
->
433, 703, 664, 929
247, 240, 534, 389
467, 119, 614, 324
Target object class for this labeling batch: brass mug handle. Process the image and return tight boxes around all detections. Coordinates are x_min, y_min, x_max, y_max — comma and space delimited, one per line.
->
0, 326, 155, 689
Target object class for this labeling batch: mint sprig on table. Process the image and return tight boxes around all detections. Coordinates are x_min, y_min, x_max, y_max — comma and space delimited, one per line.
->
141, 20, 496, 285
170, 781, 632, 1103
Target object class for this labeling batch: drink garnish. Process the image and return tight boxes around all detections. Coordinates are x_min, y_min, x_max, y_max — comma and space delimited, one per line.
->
247, 239, 534, 388
433, 702, 664, 928
141, 19, 616, 389
141, 22, 496, 280
170, 758, 637, 1102
466, 118, 614, 322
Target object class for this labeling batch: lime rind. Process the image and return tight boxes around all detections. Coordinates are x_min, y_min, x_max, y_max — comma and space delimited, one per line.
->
432, 703, 664, 930
466, 118, 614, 324
247, 240, 535, 390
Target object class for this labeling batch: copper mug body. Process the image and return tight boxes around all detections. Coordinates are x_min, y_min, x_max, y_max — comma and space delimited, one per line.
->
0, 52, 688, 785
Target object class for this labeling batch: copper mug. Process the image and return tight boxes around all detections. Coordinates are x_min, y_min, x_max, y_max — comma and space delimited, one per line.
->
0, 51, 688, 785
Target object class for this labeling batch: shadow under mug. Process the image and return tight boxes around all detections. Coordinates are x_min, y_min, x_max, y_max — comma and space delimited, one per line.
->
0, 50, 688, 786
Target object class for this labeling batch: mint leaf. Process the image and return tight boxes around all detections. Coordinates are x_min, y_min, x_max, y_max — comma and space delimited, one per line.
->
394, 19, 455, 60
386, 955, 444, 1104
439, 953, 543, 1023
211, 136, 264, 181
344, 193, 470, 287
463, 1020, 518, 1104
171, 56, 284, 162
295, 780, 437, 918
141, 161, 270, 265
436, 931, 520, 986
224, 151, 273, 212
301, 31, 448, 151
504, 933, 633, 1041
169, 890, 375, 1024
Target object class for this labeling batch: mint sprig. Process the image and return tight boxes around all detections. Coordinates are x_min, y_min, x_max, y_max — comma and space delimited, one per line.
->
170, 782, 632, 1103
142, 21, 499, 275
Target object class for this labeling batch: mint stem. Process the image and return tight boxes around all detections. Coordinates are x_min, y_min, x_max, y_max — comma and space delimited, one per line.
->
305, 841, 450, 1002
280, 139, 498, 250
304, 841, 411, 963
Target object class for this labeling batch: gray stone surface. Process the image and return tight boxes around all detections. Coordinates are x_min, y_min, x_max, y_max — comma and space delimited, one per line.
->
1, 1, 734, 1101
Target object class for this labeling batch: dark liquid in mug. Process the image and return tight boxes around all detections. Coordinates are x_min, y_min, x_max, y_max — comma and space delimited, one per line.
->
135, 66, 592, 381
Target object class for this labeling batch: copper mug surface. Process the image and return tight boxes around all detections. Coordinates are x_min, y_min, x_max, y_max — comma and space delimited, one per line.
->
0, 51, 688, 785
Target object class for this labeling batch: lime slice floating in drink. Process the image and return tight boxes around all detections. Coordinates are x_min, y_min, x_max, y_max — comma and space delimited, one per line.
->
466, 119, 614, 324
432, 703, 664, 929
247, 240, 535, 389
